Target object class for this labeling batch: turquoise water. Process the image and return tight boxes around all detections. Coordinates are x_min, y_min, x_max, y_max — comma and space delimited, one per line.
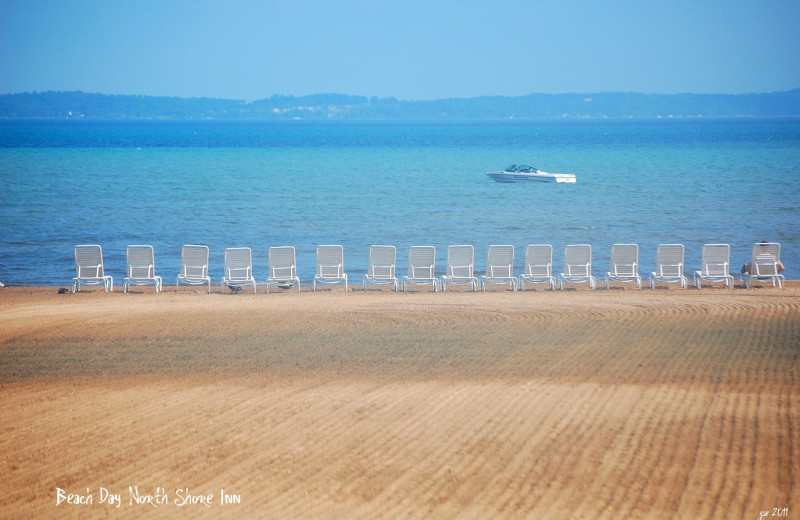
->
1, 119, 798, 286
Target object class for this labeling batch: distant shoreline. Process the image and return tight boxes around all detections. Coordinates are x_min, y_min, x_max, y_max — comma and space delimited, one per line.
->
2, 89, 799, 120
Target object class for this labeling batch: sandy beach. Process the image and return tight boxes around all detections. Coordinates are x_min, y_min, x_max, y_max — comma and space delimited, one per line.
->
1, 283, 798, 519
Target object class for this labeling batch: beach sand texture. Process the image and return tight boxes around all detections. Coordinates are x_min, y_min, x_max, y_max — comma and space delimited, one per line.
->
1, 285, 798, 519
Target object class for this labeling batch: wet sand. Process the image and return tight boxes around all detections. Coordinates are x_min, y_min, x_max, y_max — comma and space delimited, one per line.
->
1, 284, 798, 518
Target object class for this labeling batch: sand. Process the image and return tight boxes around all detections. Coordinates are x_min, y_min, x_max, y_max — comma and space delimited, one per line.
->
0, 283, 798, 519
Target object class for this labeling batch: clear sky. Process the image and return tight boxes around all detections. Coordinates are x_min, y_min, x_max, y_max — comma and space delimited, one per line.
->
1, 0, 798, 101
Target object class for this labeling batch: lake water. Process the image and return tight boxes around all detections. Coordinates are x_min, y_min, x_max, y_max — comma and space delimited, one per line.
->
1, 118, 798, 286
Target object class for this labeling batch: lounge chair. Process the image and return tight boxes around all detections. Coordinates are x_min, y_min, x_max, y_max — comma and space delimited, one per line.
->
745, 242, 784, 289
313, 245, 348, 292
559, 244, 596, 290
123, 245, 162, 293
266, 246, 301, 292
481, 245, 517, 291
72, 244, 113, 293
362, 245, 399, 291
649, 244, 687, 289
221, 247, 257, 293
402, 246, 438, 292
518, 244, 555, 291
693, 243, 734, 289
605, 243, 641, 289
440, 245, 479, 291
176, 244, 211, 293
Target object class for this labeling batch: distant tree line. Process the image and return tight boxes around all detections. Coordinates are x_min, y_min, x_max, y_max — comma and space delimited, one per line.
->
1, 89, 799, 120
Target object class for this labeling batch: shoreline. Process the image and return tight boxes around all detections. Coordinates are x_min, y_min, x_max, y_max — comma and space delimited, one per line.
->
1, 285, 797, 518
2, 278, 798, 292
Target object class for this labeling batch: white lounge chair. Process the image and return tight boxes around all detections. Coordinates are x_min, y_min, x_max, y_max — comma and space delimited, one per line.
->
518, 244, 555, 291
605, 243, 641, 289
481, 245, 517, 291
694, 243, 734, 289
313, 245, 348, 292
176, 244, 211, 293
266, 246, 300, 292
559, 244, 596, 290
363, 245, 399, 291
72, 244, 113, 293
649, 244, 687, 289
221, 247, 257, 293
402, 246, 438, 292
440, 245, 479, 291
745, 242, 784, 289
123, 245, 162, 293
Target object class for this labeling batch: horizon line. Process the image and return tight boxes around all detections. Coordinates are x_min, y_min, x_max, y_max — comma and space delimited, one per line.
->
2, 88, 799, 103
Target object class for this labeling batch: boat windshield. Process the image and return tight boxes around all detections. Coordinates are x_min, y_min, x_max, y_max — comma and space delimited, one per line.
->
503, 165, 540, 173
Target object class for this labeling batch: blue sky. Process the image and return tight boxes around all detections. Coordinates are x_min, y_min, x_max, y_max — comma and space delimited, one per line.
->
1, 0, 798, 100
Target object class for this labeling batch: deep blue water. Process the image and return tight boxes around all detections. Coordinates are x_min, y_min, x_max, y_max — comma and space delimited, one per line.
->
1, 118, 798, 286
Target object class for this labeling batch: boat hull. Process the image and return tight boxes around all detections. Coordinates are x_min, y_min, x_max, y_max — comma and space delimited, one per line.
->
486, 171, 576, 183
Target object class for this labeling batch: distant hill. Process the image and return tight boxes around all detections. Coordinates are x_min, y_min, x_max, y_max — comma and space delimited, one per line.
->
1, 89, 799, 119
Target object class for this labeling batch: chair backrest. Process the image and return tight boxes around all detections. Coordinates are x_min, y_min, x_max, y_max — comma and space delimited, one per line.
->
224, 247, 253, 280
316, 245, 345, 278
367, 245, 396, 279
127, 245, 156, 279
75, 244, 105, 278
701, 243, 730, 277
564, 244, 592, 277
609, 243, 638, 276
655, 244, 684, 277
524, 244, 552, 277
486, 245, 514, 277
180, 245, 209, 279
447, 245, 475, 278
269, 246, 297, 279
407, 246, 436, 279
751, 242, 780, 276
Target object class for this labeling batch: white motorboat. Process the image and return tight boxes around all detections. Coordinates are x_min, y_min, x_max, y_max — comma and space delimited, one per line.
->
486, 165, 576, 183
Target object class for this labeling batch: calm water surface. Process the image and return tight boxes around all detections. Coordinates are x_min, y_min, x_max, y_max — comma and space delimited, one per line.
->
1, 119, 798, 285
